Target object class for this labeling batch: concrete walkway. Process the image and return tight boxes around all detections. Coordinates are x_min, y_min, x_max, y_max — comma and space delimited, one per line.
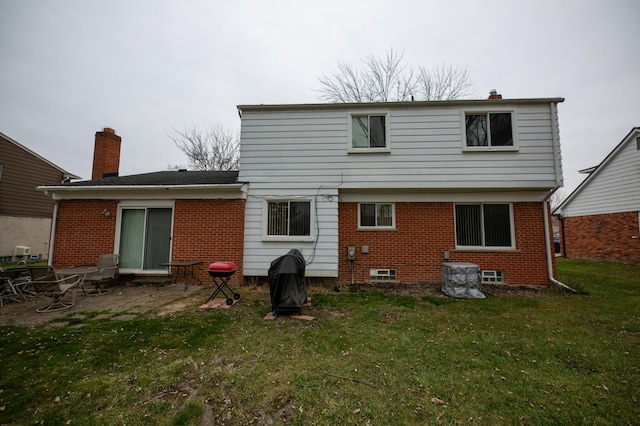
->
0, 283, 208, 327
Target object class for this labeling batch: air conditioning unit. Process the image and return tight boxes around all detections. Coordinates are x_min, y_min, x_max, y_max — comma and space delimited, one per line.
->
370, 269, 397, 281
14, 246, 31, 257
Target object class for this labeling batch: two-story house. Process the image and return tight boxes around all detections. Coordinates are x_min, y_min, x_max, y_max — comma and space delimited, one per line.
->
39, 94, 564, 287
237, 94, 564, 286
0, 131, 79, 262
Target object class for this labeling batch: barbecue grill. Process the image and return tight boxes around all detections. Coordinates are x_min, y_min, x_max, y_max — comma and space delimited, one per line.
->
206, 261, 240, 305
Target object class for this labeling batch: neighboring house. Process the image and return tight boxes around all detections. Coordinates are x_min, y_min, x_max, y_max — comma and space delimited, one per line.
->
40, 93, 565, 287
38, 129, 246, 285
0, 131, 79, 262
554, 127, 640, 264
237, 94, 565, 286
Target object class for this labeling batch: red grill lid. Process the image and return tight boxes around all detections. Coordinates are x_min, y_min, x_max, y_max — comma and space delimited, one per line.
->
208, 261, 236, 273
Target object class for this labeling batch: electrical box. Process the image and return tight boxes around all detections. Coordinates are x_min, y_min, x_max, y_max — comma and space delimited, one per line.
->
347, 246, 356, 260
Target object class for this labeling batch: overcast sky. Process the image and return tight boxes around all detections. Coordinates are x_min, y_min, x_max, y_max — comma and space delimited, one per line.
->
1, 0, 638, 195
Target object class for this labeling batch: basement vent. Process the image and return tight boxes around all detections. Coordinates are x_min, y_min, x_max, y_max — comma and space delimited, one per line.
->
481, 270, 504, 283
370, 269, 397, 282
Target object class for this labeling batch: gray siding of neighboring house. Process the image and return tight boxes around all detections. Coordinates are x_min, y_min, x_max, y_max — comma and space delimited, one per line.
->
0, 135, 67, 217
0, 133, 76, 259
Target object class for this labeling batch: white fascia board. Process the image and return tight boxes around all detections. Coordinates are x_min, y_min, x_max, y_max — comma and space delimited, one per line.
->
38, 184, 247, 201
339, 189, 552, 203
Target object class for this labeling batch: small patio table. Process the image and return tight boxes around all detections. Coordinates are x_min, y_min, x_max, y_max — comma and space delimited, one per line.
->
159, 261, 203, 290
57, 265, 99, 296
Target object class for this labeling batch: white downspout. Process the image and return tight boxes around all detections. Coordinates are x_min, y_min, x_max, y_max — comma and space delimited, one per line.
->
48, 199, 59, 266
543, 197, 576, 292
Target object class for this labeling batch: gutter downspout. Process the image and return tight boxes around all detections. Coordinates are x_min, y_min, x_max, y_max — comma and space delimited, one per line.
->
48, 196, 59, 266
543, 195, 576, 292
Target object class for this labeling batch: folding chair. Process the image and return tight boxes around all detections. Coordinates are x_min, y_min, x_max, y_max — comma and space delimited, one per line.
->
28, 266, 81, 313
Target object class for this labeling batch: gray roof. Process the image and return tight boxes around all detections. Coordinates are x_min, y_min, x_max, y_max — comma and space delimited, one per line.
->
59, 170, 240, 187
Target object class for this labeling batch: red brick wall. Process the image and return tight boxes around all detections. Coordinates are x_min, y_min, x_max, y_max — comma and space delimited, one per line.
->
172, 199, 245, 285
53, 200, 119, 267
53, 198, 245, 285
562, 211, 640, 264
338, 201, 555, 286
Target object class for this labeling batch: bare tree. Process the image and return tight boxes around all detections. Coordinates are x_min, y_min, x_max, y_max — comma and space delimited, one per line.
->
169, 126, 239, 171
549, 188, 567, 212
317, 48, 474, 103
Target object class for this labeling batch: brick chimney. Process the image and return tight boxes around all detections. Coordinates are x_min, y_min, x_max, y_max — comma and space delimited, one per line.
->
92, 128, 121, 180
488, 89, 503, 100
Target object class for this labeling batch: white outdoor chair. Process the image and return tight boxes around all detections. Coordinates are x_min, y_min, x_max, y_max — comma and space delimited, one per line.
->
28, 266, 81, 313
81, 254, 119, 295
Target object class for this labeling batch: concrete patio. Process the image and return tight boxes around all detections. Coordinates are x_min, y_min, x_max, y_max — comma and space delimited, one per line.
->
0, 282, 208, 327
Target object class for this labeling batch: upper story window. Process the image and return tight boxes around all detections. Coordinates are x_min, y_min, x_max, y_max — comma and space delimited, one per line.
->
464, 112, 514, 149
265, 199, 312, 240
358, 203, 395, 229
455, 203, 514, 249
349, 112, 390, 152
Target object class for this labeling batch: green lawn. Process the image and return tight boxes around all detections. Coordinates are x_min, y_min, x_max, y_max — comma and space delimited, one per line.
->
1, 259, 638, 425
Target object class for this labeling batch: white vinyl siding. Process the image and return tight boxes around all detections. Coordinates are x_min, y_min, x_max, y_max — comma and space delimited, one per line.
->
243, 186, 338, 277
561, 129, 640, 217
239, 105, 560, 190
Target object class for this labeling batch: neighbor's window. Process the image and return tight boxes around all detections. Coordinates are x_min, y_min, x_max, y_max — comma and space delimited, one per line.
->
267, 200, 311, 237
350, 113, 388, 150
465, 112, 513, 147
359, 203, 395, 228
455, 203, 513, 247
118, 207, 172, 271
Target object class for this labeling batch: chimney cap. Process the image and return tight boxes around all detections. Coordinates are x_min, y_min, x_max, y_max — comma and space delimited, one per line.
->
102, 127, 116, 134
488, 89, 503, 100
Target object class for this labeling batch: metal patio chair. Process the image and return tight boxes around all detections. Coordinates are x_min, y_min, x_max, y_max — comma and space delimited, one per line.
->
0, 262, 30, 306
27, 266, 81, 313
82, 254, 119, 295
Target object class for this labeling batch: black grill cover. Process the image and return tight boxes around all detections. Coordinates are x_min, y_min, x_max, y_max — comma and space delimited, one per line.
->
268, 249, 307, 315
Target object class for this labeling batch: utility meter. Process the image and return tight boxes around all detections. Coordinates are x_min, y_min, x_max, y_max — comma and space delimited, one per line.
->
347, 246, 356, 260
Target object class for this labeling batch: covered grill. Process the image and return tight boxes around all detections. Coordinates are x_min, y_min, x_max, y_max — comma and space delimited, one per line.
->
206, 261, 240, 305
268, 249, 307, 315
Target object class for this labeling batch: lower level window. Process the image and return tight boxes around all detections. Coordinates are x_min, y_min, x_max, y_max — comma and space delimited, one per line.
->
455, 203, 513, 247
359, 203, 395, 228
119, 207, 172, 270
267, 200, 311, 237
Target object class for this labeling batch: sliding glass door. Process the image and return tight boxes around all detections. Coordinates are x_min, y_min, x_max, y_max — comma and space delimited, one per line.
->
119, 207, 172, 270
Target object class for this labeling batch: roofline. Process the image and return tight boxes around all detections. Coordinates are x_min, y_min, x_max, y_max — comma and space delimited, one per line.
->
237, 97, 565, 113
554, 126, 640, 214
37, 183, 246, 192
0, 131, 81, 180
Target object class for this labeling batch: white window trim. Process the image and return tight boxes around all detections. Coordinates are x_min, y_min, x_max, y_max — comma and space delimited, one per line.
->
114, 200, 175, 274
262, 197, 315, 242
453, 203, 516, 250
357, 202, 396, 230
461, 109, 519, 152
348, 110, 391, 153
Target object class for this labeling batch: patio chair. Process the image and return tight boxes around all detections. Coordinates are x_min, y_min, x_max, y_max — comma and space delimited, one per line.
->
27, 266, 81, 313
0, 264, 30, 306
82, 254, 119, 295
